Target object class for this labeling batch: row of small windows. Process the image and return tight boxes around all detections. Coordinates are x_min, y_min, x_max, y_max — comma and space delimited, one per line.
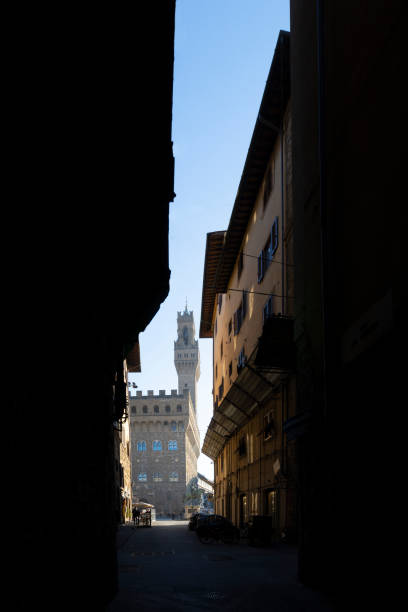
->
137, 472, 179, 482
177, 353, 196, 358
137, 440, 179, 451
215, 214, 279, 325
131, 405, 183, 415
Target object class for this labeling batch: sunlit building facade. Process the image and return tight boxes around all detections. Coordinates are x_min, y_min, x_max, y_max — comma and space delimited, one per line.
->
129, 309, 200, 517
200, 31, 297, 541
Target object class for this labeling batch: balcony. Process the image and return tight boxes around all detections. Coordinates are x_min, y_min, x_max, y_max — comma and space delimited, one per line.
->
255, 315, 295, 372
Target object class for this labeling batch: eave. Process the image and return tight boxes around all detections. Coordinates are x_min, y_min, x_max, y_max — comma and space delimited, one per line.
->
199, 30, 290, 340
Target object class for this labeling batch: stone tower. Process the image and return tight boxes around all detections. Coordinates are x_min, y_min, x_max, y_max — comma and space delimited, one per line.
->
174, 304, 200, 412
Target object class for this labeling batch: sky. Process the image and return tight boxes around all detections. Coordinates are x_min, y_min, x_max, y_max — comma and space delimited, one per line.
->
128, 1, 290, 480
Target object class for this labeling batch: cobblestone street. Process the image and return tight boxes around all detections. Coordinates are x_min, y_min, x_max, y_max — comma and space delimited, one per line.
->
107, 521, 335, 611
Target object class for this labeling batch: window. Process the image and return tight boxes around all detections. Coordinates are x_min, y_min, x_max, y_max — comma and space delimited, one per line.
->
152, 440, 162, 451
142, 405, 148, 414
228, 361, 232, 377
233, 291, 248, 335
242, 290, 247, 318
153, 473, 163, 482
258, 217, 279, 283
238, 436, 247, 457
137, 440, 146, 452
165, 405, 171, 413
258, 250, 264, 283
154, 405, 159, 414
218, 377, 224, 400
233, 307, 242, 336
238, 249, 244, 279
228, 319, 232, 336
178, 422, 184, 432
131, 406, 136, 414
220, 340, 223, 359
169, 472, 179, 481
168, 440, 178, 450
263, 296, 273, 322
266, 490, 279, 527
264, 411, 275, 441
138, 473, 147, 481
171, 421, 177, 431
237, 348, 246, 373
271, 216, 279, 255
177, 405, 182, 412
218, 293, 222, 314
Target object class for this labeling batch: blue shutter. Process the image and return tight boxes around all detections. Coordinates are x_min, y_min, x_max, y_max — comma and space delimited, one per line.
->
257, 251, 263, 282
271, 217, 279, 255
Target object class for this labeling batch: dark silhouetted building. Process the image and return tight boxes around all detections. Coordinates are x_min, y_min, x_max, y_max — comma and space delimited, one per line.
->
290, 0, 403, 605
8, 3, 176, 609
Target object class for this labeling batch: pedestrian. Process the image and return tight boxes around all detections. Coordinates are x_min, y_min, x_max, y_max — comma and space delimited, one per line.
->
132, 506, 140, 526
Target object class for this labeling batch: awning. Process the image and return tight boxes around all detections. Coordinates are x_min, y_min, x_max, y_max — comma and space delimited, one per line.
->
202, 317, 294, 460
126, 338, 141, 373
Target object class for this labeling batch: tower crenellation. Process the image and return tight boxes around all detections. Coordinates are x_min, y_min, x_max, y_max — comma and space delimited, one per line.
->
174, 305, 200, 412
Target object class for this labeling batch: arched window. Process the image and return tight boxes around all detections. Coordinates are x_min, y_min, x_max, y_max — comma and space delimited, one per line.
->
152, 440, 162, 451
153, 473, 163, 482
176, 405, 182, 413
168, 440, 178, 450
154, 405, 160, 414
171, 421, 177, 431
178, 422, 184, 432
137, 440, 146, 452
165, 405, 171, 413
138, 473, 147, 481
142, 405, 148, 414
169, 472, 179, 481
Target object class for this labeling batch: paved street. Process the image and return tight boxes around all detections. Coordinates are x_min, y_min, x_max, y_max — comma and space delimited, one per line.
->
107, 520, 335, 611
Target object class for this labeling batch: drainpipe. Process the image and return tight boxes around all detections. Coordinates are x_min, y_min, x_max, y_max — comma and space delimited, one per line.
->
280, 33, 286, 316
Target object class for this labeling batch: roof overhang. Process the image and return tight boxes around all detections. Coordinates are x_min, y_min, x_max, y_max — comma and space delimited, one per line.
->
199, 231, 226, 338
126, 338, 141, 373
202, 316, 294, 461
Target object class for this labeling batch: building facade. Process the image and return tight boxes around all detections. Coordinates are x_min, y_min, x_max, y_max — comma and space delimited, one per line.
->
200, 31, 297, 541
129, 309, 200, 517
289, 1, 404, 604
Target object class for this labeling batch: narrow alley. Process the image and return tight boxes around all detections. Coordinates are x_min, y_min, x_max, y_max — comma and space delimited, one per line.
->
107, 520, 335, 611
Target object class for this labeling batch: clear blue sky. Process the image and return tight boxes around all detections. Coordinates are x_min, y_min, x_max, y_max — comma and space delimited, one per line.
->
128, 1, 290, 480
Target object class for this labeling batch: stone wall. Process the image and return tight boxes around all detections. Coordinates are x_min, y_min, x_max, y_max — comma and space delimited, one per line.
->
129, 389, 199, 516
